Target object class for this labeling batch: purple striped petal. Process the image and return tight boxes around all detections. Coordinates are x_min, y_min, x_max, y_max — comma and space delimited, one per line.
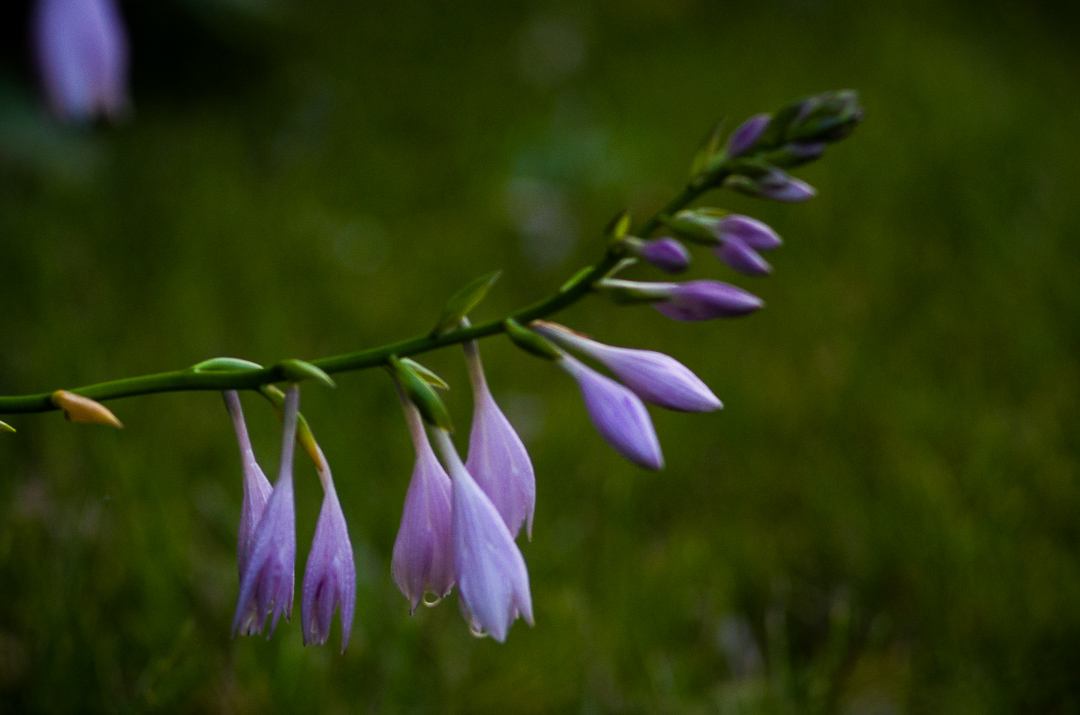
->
302, 469, 356, 652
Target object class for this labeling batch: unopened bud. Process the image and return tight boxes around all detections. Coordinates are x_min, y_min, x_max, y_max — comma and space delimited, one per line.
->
391, 356, 453, 431
504, 318, 562, 360
726, 170, 815, 203
626, 237, 691, 274
277, 359, 336, 389
726, 113, 771, 158
51, 390, 123, 429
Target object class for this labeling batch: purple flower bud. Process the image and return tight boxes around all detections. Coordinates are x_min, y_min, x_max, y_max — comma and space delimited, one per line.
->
432, 430, 533, 643
558, 354, 663, 470
392, 398, 455, 613
223, 391, 273, 578
233, 386, 300, 637
715, 237, 772, 276
653, 280, 764, 321
32, 0, 129, 121
739, 170, 815, 203
302, 465, 356, 652
634, 237, 691, 274
715, 215, 782, 251
727, 113, 771, 158
536, 323, 721, 413
464, 342, 536, 539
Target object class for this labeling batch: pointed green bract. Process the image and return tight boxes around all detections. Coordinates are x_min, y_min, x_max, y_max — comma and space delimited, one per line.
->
431, 270, 502, 336
0, 420, 14, 434
391, 356, 453, 431
504, 319, 561, 360
191, 357, 264, 373
278, 359, 336, 389
399, 358, 449, 391
689, 120, 725, 179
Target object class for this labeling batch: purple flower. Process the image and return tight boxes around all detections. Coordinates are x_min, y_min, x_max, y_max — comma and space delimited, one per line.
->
392, 399, 454, 613
431, 430, 533, 643
302, 461, 356, 652
535, 323, 721, 413
727, 113, 770, 157
232, 385, 299, 637
557, 353, 663, 470
223, 390, 273, 577
715, 215, 782, 251
32, 0, 129, 121
654, 280, 764, 321
716, 237, 772, 276
464, 341, 535, 539
634, 237, 691, 274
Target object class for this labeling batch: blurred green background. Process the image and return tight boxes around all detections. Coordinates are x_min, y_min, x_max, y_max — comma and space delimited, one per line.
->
2, 0, 1079, 712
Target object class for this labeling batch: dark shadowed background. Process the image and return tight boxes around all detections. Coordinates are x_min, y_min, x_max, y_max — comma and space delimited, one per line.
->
1, 0, 1079, 712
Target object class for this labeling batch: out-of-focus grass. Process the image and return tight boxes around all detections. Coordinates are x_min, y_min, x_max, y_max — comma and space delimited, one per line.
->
1, 1, 1078, 712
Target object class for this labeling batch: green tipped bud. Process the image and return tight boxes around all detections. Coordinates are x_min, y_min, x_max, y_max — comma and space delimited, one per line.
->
504, 318, 562, 360
391, 355, 454, 431
399, 358, 450, 391
664, 208, 729, 245
190, 357, 264, 373
277, 359, 336, 389
786, 89, 862, 143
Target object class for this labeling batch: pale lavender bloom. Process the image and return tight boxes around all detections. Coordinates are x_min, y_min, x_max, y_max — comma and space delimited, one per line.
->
32, 0, 129, 121
464, 341, 535, 539
727, 113, 770, 157
557, 354, 663, 470
431, 430, 533, 643
223, 390, 273, 577
654, 280, 764, 321
233, 386, 299, 637
716, 237, 772, 276
715, 215, 782, 251
302, 460, 356, 652
535, 323, 721, 413
392, 399, 454, 613
635, 238, 691, 274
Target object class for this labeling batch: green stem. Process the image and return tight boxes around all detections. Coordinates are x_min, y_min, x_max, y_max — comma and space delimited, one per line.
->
0, 178, 716, 416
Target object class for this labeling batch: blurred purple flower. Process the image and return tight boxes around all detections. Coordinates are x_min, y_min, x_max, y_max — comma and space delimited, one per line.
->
302, 458, 356, 652
232, 386, 299, 638
536, 322, 721, 413
716, 237, 772, 276
464, 341, 535, 539
557, 353, 663, 470
654, 280, 764, 321
432, 430, 533, 642
392, 398, 454, 613
727, 113, 770, 157
729, 169, 815, 203
633, 237, 691, 274
32, 0, 129, 121
223, 390, 273, 577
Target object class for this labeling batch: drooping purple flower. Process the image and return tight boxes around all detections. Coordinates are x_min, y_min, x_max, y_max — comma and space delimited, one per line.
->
715, 215, 782, 251
32, 0, 129, 121
463, 341, 536, 540
431, 429, 533, 643
634, 237, 691, 274
233, 385, 300, 637
716, 237, 772, 276
727, 113, 770, 158
392, 398, 454, 613
302, 458, 356, 652
557, 353, 663, 470
223, 390, 273, 577
535, 322, 721, 413
654, 280, 764, 322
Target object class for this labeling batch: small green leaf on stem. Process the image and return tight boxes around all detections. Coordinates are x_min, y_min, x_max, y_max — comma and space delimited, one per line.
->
277, 359, 336, 389
504, 319, 562, 360
399, 358, 449, 390
51, 390, 123, 429
391, 356, 454, 431
190, 357, 264, 373
690, 120, 725, 178
0, 420, 15, 434
604, 210, 632, 241
431, 270, 502, 336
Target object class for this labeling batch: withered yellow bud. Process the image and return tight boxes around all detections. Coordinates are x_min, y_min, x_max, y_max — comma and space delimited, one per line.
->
51, 390, 123, 429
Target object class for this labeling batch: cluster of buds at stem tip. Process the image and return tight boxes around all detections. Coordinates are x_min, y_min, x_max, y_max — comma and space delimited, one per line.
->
225, 385, 355, 652
31, 0, 130, 122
